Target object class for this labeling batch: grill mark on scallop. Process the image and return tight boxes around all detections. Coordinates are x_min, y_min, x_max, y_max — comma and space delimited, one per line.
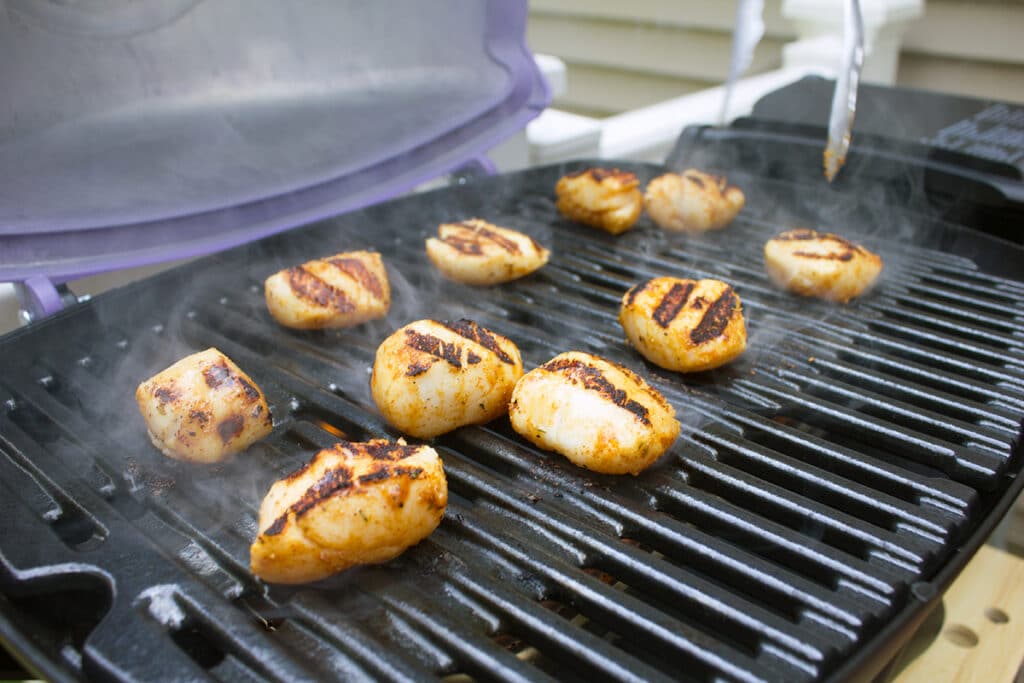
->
327, 256, 384, 299
404, 329, 463, 369
690, 288, 737, 345
203, 360, 261, 402
566, 168, 635, 184
685, 173, 705, 188
625, 281, 649, 307
440, 233, 484, 255
452, 222, 522, 255
541, 357, 650, 425
217, 415, 245, 443
652, 282, 696, 328
775, 229, 864, 254
153, 386, 179, 404
793, 249, 855, 262
287, 266, 354, 311
441, 319, 515, 364
263, 465, 354, 535
356, 440, 421, 462
262, 449, 426, 536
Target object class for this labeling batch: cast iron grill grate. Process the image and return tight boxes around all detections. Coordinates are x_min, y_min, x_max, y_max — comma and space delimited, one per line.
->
0, 157, 1022, 682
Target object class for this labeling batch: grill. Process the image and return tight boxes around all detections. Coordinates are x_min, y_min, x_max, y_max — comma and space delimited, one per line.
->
1, 124, 1023, 682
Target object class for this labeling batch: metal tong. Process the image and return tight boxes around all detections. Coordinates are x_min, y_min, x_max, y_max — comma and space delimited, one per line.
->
824, 0, 865, 182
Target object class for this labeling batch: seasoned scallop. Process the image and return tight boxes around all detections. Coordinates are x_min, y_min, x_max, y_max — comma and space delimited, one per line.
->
250, 439, 447, 584
619, 277, 746, 373
644, 170, 745, 233
764, 229, 883, 302
136, 348, 272, 463
264, 250, 390, 329
509, 351, 679, 475
555, 168, 643, 235
371, 319, 524, 439
425, 219, 550, 286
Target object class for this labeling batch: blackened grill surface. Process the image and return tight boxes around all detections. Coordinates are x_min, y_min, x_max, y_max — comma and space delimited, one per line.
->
1, 154, 1023, 682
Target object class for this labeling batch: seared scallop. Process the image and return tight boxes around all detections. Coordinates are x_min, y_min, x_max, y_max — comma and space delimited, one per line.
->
555, 168, 643, 235
764, 229, 883, 302
371, 319, 524, 439
264, 250, 390, 329
644, 170, 745, 233
619, 277, 746, 373
250, 438, 447, 584
509, 351, 679, 475
136, 348, 272, 463
425, 219, 550, 286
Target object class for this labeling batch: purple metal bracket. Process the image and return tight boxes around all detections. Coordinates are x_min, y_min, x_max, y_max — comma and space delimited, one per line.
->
15, 276, 65, 321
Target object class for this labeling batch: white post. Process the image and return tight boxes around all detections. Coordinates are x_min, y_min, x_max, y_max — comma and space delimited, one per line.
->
782, 0, 924, 85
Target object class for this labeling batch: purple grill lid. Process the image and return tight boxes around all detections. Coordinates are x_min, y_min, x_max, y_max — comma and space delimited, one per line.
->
0, 0, 548, 283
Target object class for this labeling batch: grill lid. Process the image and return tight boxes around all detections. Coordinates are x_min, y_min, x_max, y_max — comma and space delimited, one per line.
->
0, 0, 548, 283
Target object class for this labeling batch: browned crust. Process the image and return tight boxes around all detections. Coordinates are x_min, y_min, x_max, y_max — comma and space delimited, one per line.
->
690, 288, 738, 345
652, 282, 696, 328
565, 168, 637, 185
457, 221, 522, 254
262, 440, 428, 536
287, 266, 354, 311
327, 256, 384, 300
202, 360, 261, 402
685, 173, 705, 188
439, 233, 483, 255
540, 357, 650, 425
154, 386, 179, 404
440, 319, 515, 365
404, 329, 463, 369
793, 250, 855, 262
217, 415, 245, 443
624, 281, 649, 307
774, 229, 865, 255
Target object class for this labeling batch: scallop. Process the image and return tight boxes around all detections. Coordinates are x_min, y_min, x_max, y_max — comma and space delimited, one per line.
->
555, 168, 643, 235
509, 351, 679, 475
371, 319, 524, 439
425, 219, 550, 285
250, 438, 447, 584
764, 229, 883, 302
264, 250, 390, 329
136, 348, 272, 463
643, 170, 745, 232
619, 277, 746, 373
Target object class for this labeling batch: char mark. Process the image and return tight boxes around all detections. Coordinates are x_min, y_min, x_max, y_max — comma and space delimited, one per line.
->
652, 282, 696, 328
358, 468, 392, 484
404, 329, 463, 369
153, 386, 179, 404
440, 233, 484, 255
327, 256, 384, 299
541, 358, 650, 425
287, 266, 354, 311
690, 288, 737, 345
405, 360, 434, 377
775, 229, 819, 242
204, 361, 261, 402
441, 319, 514, 364
352, 440, 421, 462
189, 409, 210, 426
624, 281, 650, 307
203, 362, 231, 389
685, 173, 705, 188
262, 514, 288, 536
217, 414, 245, 443
454, 222, 522, 254
792, 249, 855, 262
289, 465, 353, 522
